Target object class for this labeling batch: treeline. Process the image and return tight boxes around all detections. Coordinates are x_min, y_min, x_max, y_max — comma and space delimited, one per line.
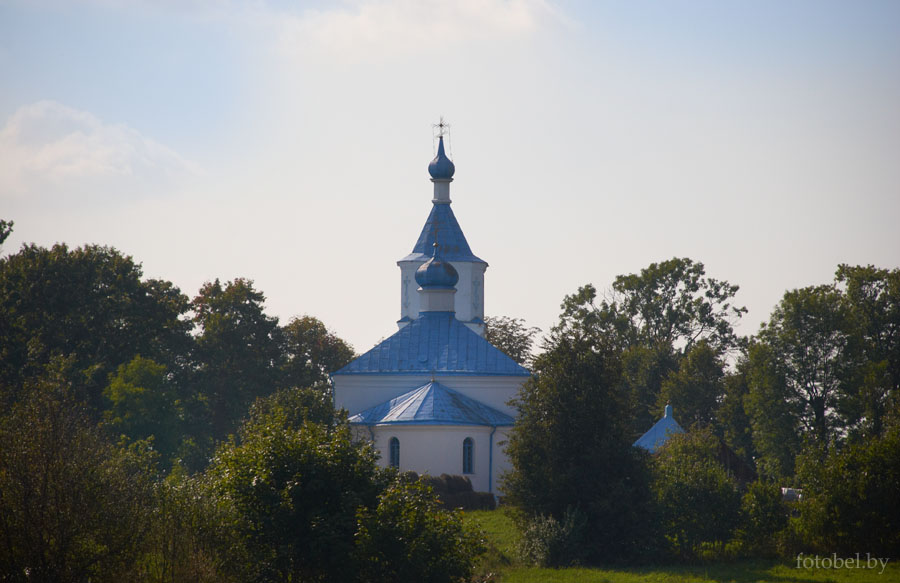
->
0, 230, 354, 470
0, 223, 480, 582
503, 257, 900, 565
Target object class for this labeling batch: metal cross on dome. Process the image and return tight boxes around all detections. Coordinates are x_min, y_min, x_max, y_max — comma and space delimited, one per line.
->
433, 117, 450, 137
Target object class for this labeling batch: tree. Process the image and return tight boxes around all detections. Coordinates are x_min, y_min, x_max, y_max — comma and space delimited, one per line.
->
504, 335, 656, 563
835, 264, 900, 438
104, 355, 180, 465
0, 361, 157, 582
0, 218, 12, 247
752, 285, 855, 451
208, 409, 381, 582
744, 340, 802, 480
651, 430, 742, 560
280, 315, 354, 388
191, 278, 282, 441
557, 258, 746, 356
555, 258, 745, 436
658, 340, 724, 430
354, 475, 482, 583
484, 315, 541, 366
0, 243, 191, 413
796, 416, 900, 557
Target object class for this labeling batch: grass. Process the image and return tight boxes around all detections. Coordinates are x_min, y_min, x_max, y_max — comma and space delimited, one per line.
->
462, 510, 897, 583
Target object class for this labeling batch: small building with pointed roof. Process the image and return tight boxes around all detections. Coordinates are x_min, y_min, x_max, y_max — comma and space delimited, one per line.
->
633, 404, 686, 453
332, 129, 528, 494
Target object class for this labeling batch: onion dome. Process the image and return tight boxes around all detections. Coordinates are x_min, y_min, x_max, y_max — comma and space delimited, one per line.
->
415, 243, 459, 288
427, 136, 455, 180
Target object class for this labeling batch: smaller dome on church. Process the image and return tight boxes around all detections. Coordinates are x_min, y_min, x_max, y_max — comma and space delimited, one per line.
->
428, 136, 455, 180
415, 244, 459, 288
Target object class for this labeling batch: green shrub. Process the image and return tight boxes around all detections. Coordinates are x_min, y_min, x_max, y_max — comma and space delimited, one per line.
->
517, 508, 588, 567
355, 476, 483, 583
737, 480, 788, 557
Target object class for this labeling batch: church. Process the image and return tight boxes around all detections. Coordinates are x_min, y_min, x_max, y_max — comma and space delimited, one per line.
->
331, 131, 530, 494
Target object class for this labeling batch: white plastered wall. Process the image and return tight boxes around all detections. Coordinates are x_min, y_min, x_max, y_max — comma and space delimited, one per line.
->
353, 424, 511, 494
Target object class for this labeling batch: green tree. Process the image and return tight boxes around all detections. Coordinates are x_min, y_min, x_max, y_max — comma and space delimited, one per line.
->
355, 476, 482, 583
744, 340, 802, 480
191, 278, 282, 441
484, 315, 541, 366
737, 480, 788, 557
836, 264, 900, 438
504, 335, 656, 563
104, 355, 180, 464
0, 361, 157, 582
717, 362, 757, 468
796, 416, 900, 557
752, 285, 855, 451
208, 417, 381, 582
651, 430, 742, 560
0, 243, 191, 413
280, 315, 354, 388
0, 218, 12, 247
658, 340, 725, 430
556, 258, 745, 436
558, 258, 746, 355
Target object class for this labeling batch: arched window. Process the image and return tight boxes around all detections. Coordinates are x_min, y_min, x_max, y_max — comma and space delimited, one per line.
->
462, 437, 474, 474
389, 437, 400, 468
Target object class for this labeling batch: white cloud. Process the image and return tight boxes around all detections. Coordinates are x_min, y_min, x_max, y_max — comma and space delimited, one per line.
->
276, 0, 557, 63
0, 100, 199, 202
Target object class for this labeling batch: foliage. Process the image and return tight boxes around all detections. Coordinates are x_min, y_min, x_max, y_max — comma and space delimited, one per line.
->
0, 362, 157, 583
754, 284, 856, 449
736, 481, 789, 557
744, 341, 803, 480
191, 278, 282, 441
516, 508, 588, 568
280, 315, 354, 388
104, 355, 180, 464
138, 469, 245, 583
555, 258, 744, 437
244, 383, 338, 431
658, 340, 724, 429
355, 475, 483, 583
0, 218, 12, 247
209, 418, 380, 583
796, 417, 900, 557
651, 430, 742, 560
0, 243, 191, 413
557, 257, 746, 355
484, 315, 541, 366
504, 335, 656, 563
835, 264, 900, 439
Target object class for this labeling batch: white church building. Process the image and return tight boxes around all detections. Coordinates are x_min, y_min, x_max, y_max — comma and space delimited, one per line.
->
331, 133, 530, 494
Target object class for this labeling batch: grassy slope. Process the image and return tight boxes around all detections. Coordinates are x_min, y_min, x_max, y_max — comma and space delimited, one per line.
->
462, 510, 898, 583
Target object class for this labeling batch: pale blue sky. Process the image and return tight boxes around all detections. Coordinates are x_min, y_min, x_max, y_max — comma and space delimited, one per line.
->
2, 0, 899, 352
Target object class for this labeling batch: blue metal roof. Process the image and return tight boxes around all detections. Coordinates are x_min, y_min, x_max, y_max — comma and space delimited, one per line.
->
332, 311, 530, 376
633, 404, 686, 453
399, 202, 486, 264
349, 381, 514, 426
428, 136, 456, 180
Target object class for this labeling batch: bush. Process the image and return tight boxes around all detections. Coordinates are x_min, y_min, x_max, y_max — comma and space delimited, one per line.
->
736, 480, 788, 557
517, 508, 588, 567
652, 431, 742, 560
796, 421, 900, 557
355, 475, 483, 583
0, 371, 157, 582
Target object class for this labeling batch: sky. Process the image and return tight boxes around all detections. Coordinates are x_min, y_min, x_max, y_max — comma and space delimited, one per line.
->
2, 0, 899, 353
